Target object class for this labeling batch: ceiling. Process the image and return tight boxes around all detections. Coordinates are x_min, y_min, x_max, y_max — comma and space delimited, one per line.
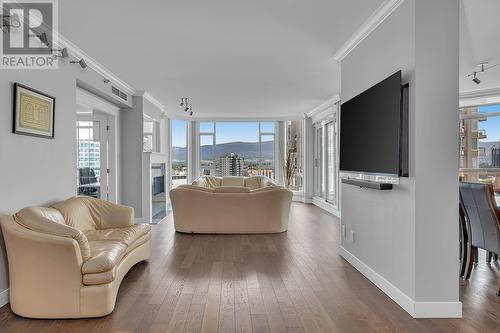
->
460, 0, 500, 94
59, 0, 384, 118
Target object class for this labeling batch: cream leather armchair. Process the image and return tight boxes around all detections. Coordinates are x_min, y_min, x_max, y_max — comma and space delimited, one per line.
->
170, 176, 293, 234
0, 196, 151, 319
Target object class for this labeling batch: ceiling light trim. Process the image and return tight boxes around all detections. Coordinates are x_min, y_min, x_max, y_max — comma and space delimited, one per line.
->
333, 0, 405, 62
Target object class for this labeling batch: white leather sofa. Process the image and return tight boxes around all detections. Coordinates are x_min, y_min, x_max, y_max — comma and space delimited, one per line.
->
0, 196, 151, 319
170, 176, 293, 234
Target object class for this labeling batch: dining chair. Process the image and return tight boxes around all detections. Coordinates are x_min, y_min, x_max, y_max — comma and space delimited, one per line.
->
459, 181, 500, 296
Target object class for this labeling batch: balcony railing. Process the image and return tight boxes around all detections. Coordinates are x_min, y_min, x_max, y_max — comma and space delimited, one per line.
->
459, 168, 500, 192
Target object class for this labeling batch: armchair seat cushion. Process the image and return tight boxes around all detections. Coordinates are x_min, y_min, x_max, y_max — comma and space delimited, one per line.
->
83, 224, 151, 246
82, 240, 127, 274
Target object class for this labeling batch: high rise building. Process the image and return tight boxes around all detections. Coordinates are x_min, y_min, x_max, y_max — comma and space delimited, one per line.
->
216, 153, 244, 177
492, 147, 500, 167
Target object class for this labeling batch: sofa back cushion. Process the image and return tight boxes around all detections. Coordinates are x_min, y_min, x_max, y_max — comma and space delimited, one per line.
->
192, 176, 221, 188
221, 177, 245, 187
245, 176, 276, 189
52, 197, 97, 231
214, 186, 251, 193
14, 207, 91, 261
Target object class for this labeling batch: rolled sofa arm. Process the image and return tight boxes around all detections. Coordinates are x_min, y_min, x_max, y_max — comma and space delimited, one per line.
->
15, 207, 91, 261
0, 215, 85, 318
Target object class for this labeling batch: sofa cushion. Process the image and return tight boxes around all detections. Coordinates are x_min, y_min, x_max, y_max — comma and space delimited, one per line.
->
177, 184, 215, 193
14, 207, 91, 261
83, 269, 116, 285
214, 186, 251, 193
192, 176, 221, 189
83, 224, 151, 246
82, 240, 127, 274
52, 196, 134, 231
244, 176, 261, 190
221, 177, 245, 187
52, 197, 97, 231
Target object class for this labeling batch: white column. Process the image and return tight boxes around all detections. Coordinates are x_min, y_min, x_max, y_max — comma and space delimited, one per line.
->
413, 0, 460, 311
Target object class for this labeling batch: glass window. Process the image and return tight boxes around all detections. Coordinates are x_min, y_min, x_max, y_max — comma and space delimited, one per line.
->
200, 122, 214, 133
285, 120, 303, 191
260, 134, 275, 179
171, 119, 188, 189
77, 120, 101, 199
197, 122, 277, 180
460, 105, 500, 205
326, 122, 336, 204
200, 134, 215, 176
260, 122, 275, 133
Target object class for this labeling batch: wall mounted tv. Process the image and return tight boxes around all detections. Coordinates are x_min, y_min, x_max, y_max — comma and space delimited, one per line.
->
340, 70, 408, 177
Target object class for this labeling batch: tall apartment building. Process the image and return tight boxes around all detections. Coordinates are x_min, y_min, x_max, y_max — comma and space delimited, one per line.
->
459, 107, 487, 170
216, 153, 244, 177
492, 147, 500, 167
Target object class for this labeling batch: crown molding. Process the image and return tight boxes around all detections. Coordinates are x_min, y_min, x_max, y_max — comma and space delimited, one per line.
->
459, 87, 500, 100
333, 0, 405, 62
57, 33, 136, 95
134, 90, 166, 113
306, 95, 340, 118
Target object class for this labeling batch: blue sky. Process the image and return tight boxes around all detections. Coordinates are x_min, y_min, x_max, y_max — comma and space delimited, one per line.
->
478, 105, 500, 142
171, 121, 274, 147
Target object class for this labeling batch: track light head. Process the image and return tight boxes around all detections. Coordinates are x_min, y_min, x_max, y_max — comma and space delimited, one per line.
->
39, 32, 49, 45
53, 47, 69, 58
70, 58, 87, 69
61, 47, 69, 58
189, 110, 193, 116
472, 72, 481, 85
1, 13, 20, 32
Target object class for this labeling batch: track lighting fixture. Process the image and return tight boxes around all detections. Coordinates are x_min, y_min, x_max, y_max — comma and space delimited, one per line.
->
70, 58, 87, 69
467, 62, 500, 85
178, 98, 194, 116
0, 13, 20, 32
179, 97, 188, 108
52, 47, 69, 58
472, 72, 481, 85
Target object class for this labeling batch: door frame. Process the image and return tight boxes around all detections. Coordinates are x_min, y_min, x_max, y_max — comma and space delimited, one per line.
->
77, 88, 120, 203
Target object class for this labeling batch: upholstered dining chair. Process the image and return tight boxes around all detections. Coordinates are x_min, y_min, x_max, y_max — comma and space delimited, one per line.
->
459, 181, 500, 296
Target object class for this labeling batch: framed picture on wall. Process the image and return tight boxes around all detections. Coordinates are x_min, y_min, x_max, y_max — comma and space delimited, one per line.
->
12, 83, 56, 139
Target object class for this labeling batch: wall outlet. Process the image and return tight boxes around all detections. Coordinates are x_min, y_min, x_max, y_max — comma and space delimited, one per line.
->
341, 224, 346, 238
349, 230, 355, 243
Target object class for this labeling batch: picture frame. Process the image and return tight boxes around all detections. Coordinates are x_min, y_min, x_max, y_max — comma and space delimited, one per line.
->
12, 83, 56, 139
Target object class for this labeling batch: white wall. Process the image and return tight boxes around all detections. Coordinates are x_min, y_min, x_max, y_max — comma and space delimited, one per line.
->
340, 0, 460, 317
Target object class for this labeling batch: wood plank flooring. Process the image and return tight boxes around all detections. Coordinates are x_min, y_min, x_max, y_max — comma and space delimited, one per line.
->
1, 203, 499, 332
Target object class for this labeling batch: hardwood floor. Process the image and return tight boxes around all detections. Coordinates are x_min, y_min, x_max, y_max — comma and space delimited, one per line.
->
1, 203, 499, 332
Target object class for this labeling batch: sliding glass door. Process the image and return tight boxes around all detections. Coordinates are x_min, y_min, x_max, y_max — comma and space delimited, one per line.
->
325, 121, 337, 205
312, 104, 339, 209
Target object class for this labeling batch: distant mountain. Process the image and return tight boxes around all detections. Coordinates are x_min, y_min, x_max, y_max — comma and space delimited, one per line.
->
172, 141, 274, 161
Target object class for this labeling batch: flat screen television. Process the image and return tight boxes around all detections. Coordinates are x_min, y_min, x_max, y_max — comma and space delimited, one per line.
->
340, 71, 403, 176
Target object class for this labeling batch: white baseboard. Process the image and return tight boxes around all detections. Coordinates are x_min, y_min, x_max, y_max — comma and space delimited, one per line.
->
340, 247, 462, 318
0, 288, 9, 308
312, 197, 341, 218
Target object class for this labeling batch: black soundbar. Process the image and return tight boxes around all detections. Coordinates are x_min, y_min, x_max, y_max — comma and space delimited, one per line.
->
341, 178, 393, 190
